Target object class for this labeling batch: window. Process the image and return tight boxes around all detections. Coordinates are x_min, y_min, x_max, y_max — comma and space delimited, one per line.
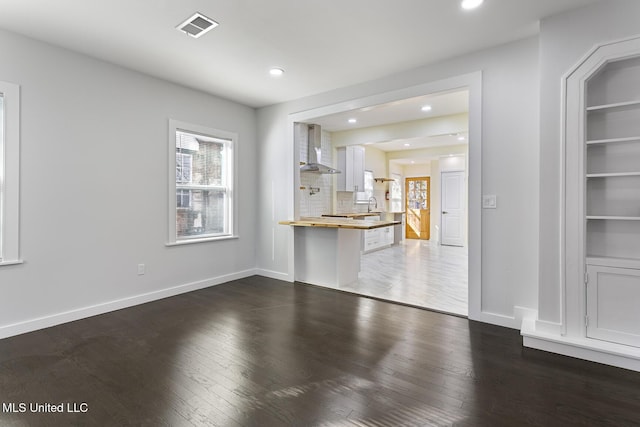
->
168, 120, 236, 244
390, 173, 402, 212
356, 170, 375, 204
0, 81, 21, 265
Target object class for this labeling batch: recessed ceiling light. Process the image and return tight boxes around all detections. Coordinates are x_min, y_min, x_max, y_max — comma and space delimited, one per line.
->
404, 143, 411, 147
176, 12, 218, 38
348, 118, 357, 124
421, 105, 432, 112
457, 136, 466, 141
411, 161, 415, 164
461, 0, 484, 10
269, 68, 285, 76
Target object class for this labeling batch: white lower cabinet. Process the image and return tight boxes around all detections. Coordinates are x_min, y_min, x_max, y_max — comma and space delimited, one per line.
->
586, 263, 640, 347
381, 225, 393, 246
363, 226, 394, 253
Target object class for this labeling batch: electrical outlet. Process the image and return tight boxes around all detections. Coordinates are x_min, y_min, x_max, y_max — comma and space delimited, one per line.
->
137, 264, 145, 275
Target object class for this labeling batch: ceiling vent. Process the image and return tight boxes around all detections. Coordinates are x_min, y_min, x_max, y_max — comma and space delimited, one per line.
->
176, 12, 218, 38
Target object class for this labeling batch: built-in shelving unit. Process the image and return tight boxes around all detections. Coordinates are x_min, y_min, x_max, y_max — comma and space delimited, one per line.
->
582, 52, 640, 348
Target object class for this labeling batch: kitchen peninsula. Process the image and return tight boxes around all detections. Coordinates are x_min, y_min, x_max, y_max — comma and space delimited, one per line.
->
279, 217, 400, 287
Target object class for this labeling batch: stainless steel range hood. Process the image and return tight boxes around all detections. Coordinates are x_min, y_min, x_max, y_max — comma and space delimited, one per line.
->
300, 124, 341, 174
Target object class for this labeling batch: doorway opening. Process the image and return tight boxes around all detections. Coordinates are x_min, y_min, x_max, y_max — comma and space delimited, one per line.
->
288, 73, 481, 319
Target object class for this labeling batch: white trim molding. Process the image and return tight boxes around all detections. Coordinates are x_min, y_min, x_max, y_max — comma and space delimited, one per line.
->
0, 269, 258, 340
522, 319, 640, 372
0, 80, 21, 265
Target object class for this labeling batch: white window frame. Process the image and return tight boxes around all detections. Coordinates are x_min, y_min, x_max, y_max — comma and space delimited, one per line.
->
355, 170, 374, 204
167, 119, 238, 245
0, 81, 21, 266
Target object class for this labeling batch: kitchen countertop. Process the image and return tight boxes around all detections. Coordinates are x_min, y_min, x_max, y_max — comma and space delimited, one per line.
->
321, 211, 405, 218
321, 213, 381, 218
279, 217, 400, 230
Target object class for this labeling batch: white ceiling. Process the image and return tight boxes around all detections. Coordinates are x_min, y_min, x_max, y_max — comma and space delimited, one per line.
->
0, 0, 599, 108
308, 89, 470, 156
309, 90, 469, 132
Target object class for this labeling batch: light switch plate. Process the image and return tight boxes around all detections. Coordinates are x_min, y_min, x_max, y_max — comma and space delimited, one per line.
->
482, 195, 497, 209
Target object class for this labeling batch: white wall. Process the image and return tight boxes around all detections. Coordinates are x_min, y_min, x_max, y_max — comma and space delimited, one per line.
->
403, 163, 431, 177
0, 29, 258, 337
538, 0, 640, 326
364, 145, 387, 177
257, 36, 540, 324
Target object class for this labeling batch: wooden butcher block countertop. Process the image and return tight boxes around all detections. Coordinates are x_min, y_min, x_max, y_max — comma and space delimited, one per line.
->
279, 217, 400, 230
321, 213, 381, 218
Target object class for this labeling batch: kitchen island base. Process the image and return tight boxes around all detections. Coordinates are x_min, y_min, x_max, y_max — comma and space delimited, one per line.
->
294, 227, 361, 287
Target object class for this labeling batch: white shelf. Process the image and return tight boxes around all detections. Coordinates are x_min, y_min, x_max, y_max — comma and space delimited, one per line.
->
586, 256, 640, 270
586, 136, 640, 145
587, 216, 640, 221
586, 172, 640, 178
587, 100, 640, 112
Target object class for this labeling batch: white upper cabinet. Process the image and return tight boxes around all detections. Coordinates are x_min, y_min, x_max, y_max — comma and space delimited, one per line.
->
336, 146, 365, 192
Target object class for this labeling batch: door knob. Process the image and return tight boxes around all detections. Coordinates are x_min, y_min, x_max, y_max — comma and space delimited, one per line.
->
442, 211, 448, 214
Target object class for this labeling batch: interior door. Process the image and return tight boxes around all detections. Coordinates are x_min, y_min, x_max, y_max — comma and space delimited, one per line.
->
405, 177, 430, 240
441, 171, 465, 246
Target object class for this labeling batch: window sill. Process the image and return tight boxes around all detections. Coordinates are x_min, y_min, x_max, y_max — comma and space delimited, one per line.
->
166, 235, 239, 247
0, 259, 24, 267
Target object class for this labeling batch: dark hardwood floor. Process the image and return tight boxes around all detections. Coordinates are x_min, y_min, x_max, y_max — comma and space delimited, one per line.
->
2, 276, 640, 426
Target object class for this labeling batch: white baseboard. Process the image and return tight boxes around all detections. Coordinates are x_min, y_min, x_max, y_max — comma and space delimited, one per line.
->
521, 318, 640, 372
514, 306, 537, 323
255, 268, 292, 282
534, 318, 563, 335
0, 268, 258, 340
470, 310, 519, 329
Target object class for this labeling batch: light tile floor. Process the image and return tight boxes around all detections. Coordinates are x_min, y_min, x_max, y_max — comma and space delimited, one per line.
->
320, 239, 468, 316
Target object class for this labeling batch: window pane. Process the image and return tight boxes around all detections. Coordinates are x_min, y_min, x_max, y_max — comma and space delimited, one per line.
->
176, 189, 227, 238
176, 153, 192, 183
176, 131, 226, 186
193, 140, 224, 186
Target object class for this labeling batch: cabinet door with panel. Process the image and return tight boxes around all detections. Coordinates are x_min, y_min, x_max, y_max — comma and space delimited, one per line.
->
586, 264, 640, 347
336, 146, 365, 192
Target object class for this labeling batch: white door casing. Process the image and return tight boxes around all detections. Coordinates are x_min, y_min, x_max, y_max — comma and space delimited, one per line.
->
441, 171, 465, 247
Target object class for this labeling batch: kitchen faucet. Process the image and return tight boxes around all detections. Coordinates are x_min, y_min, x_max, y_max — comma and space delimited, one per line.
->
367, 196, 378, 213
